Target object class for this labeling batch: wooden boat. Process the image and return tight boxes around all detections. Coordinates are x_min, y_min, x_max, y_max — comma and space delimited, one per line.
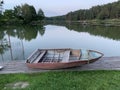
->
0, 66, 3, 70
26, 48, 103, 69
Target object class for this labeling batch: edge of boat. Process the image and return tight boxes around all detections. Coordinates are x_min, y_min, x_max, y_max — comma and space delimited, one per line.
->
0, 66, 4, 70
26, 48, 103, 69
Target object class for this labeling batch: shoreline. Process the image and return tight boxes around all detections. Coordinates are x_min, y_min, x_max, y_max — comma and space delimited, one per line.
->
66, 19, 120, 27
0, 56, 120, 74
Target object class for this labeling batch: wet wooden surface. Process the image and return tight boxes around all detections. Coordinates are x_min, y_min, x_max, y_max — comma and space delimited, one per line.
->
0, 56, 120, 74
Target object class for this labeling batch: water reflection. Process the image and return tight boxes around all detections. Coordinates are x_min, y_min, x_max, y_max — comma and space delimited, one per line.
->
0, 38, 10, 62
0, 25, 45, 62
0, 23, 120, 62
2, 25, 45, 41
46, 22, 120, 40
0, 39, 9, 54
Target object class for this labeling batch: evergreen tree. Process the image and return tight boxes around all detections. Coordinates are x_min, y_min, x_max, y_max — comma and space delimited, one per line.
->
37, 9, 45, 20
48, 1, 120, 21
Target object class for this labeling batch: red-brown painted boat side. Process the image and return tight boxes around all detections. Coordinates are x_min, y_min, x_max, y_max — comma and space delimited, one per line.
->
26, 57, 101, 69
26, 49, 103, 69
26, 61, 86, 69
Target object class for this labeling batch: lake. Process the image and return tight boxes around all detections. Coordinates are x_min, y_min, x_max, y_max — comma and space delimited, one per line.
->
0, 23, 120, 62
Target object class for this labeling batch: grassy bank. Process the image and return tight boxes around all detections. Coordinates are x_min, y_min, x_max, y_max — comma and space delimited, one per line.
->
1, 70, 120, 90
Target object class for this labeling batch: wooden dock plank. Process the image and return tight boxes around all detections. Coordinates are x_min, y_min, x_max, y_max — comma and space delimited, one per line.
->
1, 56, 120, 74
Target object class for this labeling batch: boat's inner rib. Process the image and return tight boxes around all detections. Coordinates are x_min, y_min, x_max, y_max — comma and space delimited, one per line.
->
39, 49, 82, 63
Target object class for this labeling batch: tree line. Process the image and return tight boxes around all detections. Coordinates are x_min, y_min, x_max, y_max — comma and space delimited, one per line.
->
48, 1, 120, 21
0, 4, 45, 24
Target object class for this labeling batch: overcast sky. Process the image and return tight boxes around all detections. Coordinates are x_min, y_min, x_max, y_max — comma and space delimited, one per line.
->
2, 0, 118, 17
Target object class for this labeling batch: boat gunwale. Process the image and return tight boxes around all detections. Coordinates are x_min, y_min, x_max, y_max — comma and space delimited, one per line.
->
26, 49, 103, 64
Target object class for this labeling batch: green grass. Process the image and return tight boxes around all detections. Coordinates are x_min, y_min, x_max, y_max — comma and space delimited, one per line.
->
1, 70, 120, 90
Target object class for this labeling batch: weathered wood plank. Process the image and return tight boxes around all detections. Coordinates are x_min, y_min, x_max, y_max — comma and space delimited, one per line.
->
1, 57, 120, 74
62, 50, 70, 62
33, 51, 46, 63
28, 50, 41, 63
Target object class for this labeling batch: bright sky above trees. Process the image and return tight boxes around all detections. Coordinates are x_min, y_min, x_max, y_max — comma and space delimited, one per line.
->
3, 0, 118, 17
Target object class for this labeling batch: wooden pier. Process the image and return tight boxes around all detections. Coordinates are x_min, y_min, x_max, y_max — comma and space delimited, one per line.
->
1, 56, 120, 74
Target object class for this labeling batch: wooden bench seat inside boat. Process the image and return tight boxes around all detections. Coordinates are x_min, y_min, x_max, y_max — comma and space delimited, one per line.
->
80, 50, 89, 60
68, 50, 81, 60
61, 50, 70, 62
71, 50, 81, 58
28, 50, 41, 63
33, 50, 46, 63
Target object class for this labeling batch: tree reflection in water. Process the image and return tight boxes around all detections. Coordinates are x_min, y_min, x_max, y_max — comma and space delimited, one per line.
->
0, 24, 45, 61
45, 21, 120, 41
0, 22, 120, 61
0, 38, 10, 62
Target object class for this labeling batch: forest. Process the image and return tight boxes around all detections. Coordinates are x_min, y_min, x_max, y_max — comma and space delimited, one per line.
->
48, 1, 120, 21
0, 4, 45, 25
0, 1, 120, 25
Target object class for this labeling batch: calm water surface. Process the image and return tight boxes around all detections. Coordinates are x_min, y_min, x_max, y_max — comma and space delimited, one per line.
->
0, 24, 120, 62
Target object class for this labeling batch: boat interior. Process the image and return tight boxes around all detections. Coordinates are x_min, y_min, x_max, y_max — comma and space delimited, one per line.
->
27, 49, 101, 63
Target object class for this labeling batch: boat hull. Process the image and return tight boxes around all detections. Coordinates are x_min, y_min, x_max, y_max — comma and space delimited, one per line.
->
26, 57, 102, 69
26, 48, 103, 69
